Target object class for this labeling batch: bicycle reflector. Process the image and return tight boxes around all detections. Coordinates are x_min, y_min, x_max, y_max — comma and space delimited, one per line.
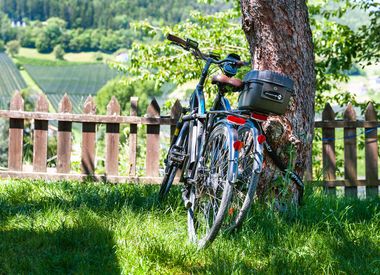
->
233, 140, 244, 151
257, 134, 266, 144
227, 115, 246, 125
251, 113, 268, 121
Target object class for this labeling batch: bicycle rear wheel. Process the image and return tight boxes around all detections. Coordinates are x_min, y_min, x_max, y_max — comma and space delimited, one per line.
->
224, 123, 263, 231
187, 123, 234, 249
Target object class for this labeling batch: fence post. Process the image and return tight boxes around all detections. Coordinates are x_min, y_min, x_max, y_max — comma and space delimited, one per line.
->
129, 97, 138, 176
146, 98, 160, 177
170, 100, 182, 142
322, 103, 336, 195
81, 96, 96, 175
33, 94, 49, 172
365, 102, 378, 197
105, 96, 120, 176
57, 94, 72, 173
344, 103, 357, 197
8, 91, 24, 171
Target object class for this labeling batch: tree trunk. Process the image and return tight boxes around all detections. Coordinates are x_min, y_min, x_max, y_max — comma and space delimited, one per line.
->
240, 0, 316, 197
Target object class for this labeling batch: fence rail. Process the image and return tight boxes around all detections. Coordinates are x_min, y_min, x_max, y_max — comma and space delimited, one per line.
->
0, 92, 182, 184
0, 92, 378, 197
315, 102, 379, 197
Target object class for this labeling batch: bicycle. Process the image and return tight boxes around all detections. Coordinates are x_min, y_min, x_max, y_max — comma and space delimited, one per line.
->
159, 34, 305, 248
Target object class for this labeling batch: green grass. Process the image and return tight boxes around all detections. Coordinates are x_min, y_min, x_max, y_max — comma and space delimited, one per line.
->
0, 179, 379, 274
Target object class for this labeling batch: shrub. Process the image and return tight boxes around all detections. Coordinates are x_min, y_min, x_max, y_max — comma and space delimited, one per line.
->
6, 40, 20, 56
94, 51, 103, 61
54, 44, 65, 60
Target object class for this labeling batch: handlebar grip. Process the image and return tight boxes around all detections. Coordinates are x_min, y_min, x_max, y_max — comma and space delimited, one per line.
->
167, 34, 187, 48
236, 60, 250, 67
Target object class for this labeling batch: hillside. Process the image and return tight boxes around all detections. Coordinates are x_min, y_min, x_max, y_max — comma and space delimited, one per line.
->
0, 53, 27, 109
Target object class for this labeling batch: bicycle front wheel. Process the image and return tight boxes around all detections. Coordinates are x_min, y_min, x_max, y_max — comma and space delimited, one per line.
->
158, 122, 189, 201
187, 123, 235, 249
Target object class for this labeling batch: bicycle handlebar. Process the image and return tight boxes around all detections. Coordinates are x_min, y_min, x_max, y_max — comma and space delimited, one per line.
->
167, 33, 249, 67
167, 34, 187, 48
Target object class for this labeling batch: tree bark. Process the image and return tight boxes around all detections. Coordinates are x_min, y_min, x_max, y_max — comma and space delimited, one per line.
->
240, 0, 315, 196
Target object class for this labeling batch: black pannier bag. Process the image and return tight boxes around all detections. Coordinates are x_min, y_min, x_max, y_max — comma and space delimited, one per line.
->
238, 70, 294, 115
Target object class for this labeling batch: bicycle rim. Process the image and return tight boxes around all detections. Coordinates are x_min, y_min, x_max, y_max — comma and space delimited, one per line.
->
187, 124, 233, 249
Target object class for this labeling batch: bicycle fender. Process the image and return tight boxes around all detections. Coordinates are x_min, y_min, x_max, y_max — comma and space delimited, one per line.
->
244, 120, 264, 174
213, 120, 239, 184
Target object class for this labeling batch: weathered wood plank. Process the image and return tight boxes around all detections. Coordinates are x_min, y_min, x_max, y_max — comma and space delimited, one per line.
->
33, 94, 49, 172
105, 97, 120, 176
81, 96, 96, 175
0, 110, 177, 125
315, 121, 379, 128
8, 92, 24, 171
129, 97, 138, 176
57, 94, 72, 173
365, 103, 378, 197
322, 103, 336, 195
313, 179, 380, 187
146, 98, 160, 177
344, 103, 357, 197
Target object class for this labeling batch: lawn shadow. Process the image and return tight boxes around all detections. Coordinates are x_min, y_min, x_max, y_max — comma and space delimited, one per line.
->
0, 224, 120, 274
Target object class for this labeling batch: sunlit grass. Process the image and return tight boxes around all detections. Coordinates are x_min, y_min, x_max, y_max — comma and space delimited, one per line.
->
0, 179, 379, 274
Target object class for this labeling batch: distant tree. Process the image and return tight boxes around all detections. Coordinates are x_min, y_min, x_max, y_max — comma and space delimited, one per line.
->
54, 44, 65, 60
6, 40, 20, 56
0, 11, 16, 42
35, 32, 52, 53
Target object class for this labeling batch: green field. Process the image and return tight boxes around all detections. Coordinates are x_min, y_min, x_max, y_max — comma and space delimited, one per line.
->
18, 47, 113, 63
0, 53, 27, 109
0, 179, 379, 274
23, 63, 121, 113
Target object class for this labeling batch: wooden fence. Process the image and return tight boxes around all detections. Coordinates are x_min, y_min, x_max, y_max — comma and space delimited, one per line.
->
0, 92, 378, 197
0, 92, 182, 184
315, 102, 379, 197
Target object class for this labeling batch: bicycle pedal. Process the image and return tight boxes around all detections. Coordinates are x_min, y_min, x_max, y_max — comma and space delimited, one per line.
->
198, 167, 209, 175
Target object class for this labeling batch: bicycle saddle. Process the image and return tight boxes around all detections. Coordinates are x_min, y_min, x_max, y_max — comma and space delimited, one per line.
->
212, 74, 243, 89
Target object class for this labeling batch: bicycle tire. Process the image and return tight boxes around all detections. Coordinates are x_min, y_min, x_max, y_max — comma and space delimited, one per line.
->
224, 123, 263, 231
158, 122, 189, 201
187, 123, 235, 249
158, 165, 178, 201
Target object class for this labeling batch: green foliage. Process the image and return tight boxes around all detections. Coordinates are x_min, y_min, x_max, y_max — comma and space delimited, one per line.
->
95, 77, 161, 115
6, 40, 20, 56
113, 2, 379, 114
0, 0, 220, 29
0, 180, 379, 273
0, 11, 17, 42
113, 10, 249, 90
0, 40, 5, 52
34, 17, 66, 53
53, 44, 65, 60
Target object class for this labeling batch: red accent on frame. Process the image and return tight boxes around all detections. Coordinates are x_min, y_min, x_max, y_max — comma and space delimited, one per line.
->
227, 115, 246, 125
257, 134, 266, 144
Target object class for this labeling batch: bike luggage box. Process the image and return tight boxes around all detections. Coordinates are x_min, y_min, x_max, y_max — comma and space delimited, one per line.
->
238, 70, 294, 115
